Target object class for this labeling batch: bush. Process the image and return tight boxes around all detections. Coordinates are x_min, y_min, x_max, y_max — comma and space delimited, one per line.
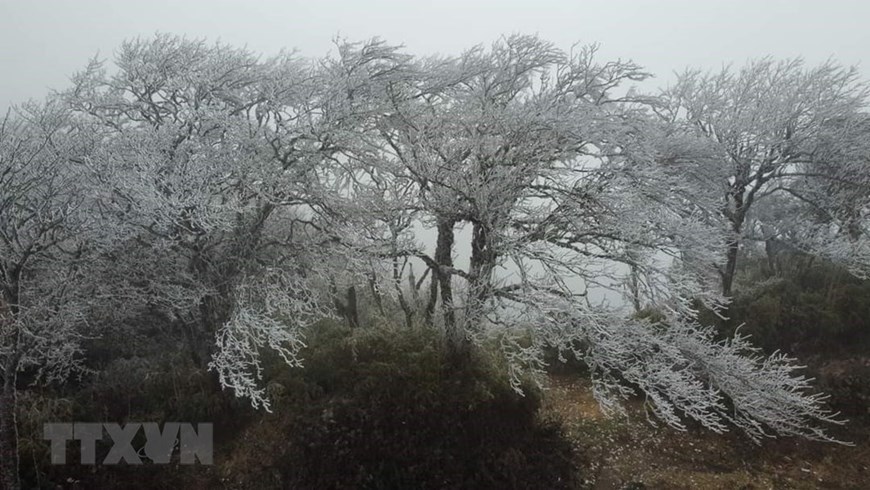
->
817, 357, 870, 419
18, 337, 247, 489
697, 254, 870, 420
20, 317, 579, 489
721, 256, 870, 357
230, 320, 579, 489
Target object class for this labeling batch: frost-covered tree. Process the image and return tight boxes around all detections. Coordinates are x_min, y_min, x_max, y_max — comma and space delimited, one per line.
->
761, 114, 870, 277
324, 36, 847, 442
0, 102, 99, 490
64, 35, 341, 409
657, 59, 870, 296
334, 36, 720, 337
22, 34, 854, 447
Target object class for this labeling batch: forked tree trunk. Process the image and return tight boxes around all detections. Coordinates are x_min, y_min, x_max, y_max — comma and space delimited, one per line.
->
331, 279, 362, 329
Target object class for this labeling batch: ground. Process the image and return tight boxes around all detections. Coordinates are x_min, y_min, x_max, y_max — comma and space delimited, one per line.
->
542, 374, 870, 489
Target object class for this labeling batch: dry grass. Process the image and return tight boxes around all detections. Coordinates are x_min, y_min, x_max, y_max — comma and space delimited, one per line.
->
542, 374, 870, 489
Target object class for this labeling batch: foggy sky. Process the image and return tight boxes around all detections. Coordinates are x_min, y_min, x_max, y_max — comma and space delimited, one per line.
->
2, 0, 868, 307
2, 0, 869, 113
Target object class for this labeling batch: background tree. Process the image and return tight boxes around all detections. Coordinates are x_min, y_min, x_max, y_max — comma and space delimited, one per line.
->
771, 114, 870, 277
0, 101, 99, 490
657, 59, 870, 297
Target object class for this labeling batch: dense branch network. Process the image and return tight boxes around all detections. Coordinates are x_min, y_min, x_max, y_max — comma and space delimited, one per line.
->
2, 34, 866, 448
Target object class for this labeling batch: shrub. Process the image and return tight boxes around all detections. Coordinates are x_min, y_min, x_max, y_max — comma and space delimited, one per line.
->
232, 320, 579, 489
721, 255, 870, 356
817, 357, 870, 420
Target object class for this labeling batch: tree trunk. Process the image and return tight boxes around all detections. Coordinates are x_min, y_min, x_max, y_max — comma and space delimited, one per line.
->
466, 221, 496, 323
434, 218, 461, 352
721, 202, 746, 299
195, 292, 234, 368
0, 356, 20, 490
330, 278, 361, 329
719, 182, 744, 298
424, 270, 438, 326
628, 264, 642, 313
721, 237, 740, 298
0, 291, 21, 490
188, 201, 277, 367
345, 286, 360, 329
391, 253, 414, 329
368, 271, 385, 316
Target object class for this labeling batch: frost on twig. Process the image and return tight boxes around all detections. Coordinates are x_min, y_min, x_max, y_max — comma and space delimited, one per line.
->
209, 269, 329, 411
524, 292, 849, 443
